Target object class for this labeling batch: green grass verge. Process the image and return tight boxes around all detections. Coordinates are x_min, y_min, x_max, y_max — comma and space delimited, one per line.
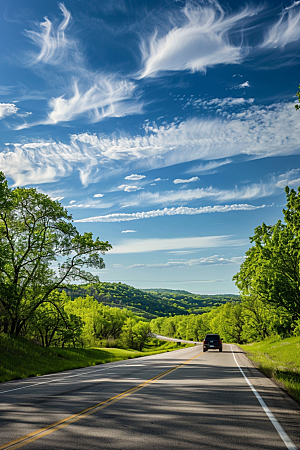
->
0, 334, 193, 383
239, 335, 300, 404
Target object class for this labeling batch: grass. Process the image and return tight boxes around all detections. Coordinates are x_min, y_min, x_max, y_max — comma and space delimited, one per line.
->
0, 334, 192, 383
239, 335, 300, 403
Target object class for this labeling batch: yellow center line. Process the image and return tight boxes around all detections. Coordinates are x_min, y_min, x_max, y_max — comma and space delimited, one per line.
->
0, 351, 203, 450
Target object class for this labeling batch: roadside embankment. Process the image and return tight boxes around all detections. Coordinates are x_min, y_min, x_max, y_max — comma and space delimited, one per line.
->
239, 335, 300, 403
0, 333, 191, 383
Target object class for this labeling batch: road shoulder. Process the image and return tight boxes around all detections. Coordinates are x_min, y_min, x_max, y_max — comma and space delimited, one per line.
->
232, 344, 300, 450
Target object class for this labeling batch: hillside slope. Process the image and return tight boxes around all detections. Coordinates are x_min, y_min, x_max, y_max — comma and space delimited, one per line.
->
63, 282, 240, 319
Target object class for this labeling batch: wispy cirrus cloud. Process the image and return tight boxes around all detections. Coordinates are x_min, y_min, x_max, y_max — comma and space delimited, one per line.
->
75, 204, 266, 223
186, 159, 232, 173
0, 103, 18, 119
24, 3, 75, 66
16, 76, 141, 128
120, 254, 245, 269
121, 182, 276, 207
20, 4, 143, 128
261, 1, 300, 49
46, 77, 139, 125
2, 102, 300, 187
109, 235, 247, 254
195, 97, 254, 109
275, 169, 300, 188
138, 1, 258, 78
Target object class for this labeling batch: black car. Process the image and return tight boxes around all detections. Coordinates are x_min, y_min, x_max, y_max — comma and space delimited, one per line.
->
203, 334, 222, 352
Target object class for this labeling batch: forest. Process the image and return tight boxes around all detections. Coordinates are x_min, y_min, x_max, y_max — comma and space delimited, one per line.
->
63, 282, 239, 319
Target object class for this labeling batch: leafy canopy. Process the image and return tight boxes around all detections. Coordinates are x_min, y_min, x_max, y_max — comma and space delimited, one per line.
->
233, 186, 300, 320
0, 172, 111, 336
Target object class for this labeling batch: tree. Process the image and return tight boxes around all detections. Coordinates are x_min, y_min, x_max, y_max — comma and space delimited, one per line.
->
296, 84, 300, 110
0, 172, 111, 336
233, 186, 300, 321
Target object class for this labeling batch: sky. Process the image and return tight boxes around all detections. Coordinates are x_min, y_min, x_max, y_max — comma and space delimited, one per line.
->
0, 0, 300, 294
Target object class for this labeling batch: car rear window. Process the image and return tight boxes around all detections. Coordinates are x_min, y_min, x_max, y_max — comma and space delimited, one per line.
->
205, 334, 220, 339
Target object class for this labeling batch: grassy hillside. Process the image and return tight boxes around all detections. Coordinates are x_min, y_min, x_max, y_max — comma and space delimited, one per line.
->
63, 282, 240, 319
240, 336, 300, 403
0, 334, 191, 383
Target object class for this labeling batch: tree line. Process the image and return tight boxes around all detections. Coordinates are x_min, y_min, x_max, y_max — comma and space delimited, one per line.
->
63, 282, 239, 318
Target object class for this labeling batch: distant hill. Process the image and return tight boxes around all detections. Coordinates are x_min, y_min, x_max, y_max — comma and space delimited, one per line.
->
142, 288, 194, 295
63, 282, 240, 320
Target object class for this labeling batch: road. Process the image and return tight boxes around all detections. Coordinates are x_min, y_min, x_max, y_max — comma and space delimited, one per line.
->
0, 344, 299, 450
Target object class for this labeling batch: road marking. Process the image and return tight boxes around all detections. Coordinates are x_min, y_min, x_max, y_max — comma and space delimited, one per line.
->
0, 346, 191, 395
231, 345, 297, 450
0, 351, 203, 450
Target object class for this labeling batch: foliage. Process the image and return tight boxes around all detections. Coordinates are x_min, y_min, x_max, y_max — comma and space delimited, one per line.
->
150, 293, 299, 344
0, 172, 111, 337
233, 186, 300, 320
63, 282, 239, 319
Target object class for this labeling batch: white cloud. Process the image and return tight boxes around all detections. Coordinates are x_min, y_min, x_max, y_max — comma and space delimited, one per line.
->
75, 203, 266, 223
124, 255, 245, 269
276, 169, 300, 188
69, 200, 76, 204
94, 193, 104, 198
261, 2, 300, 49
118, 184, 143, 192
24, 3, 75, 66
125, 174, 146, 180
121, 230, 136, 233
2, 102, 300, 187
237, 81, 250, 88
196, 97, 254, 108
186, 159, 232, 173
110, 235, 247, 254
173, 176, 199, 184
44, 77, 139, 125
21, 5, 142, 128
139, 2, 257, 78
0, 103, 19, 119
121, 181, 278, 207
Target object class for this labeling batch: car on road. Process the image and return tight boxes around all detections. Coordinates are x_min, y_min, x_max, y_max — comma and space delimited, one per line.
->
203, 334, 222, 352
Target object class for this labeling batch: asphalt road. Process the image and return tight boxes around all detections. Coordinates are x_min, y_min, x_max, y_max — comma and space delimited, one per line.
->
0, 344, 299, 450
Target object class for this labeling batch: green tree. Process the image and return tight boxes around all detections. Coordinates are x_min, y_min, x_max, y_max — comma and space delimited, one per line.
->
25, 291, 84, 347
233, 186, 300, 321
0, 173, 111, 336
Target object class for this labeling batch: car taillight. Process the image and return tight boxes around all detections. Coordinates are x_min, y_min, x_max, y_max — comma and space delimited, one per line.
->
219, 340, 222, 344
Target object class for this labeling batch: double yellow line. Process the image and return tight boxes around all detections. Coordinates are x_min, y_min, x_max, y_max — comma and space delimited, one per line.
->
1, 351, 203, 450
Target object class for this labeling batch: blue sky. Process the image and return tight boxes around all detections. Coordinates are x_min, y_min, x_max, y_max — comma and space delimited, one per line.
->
1, 0, 300, 294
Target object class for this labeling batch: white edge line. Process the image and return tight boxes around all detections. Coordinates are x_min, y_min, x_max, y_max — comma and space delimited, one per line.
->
230, 344, 298, 450
0, 345, 191, 395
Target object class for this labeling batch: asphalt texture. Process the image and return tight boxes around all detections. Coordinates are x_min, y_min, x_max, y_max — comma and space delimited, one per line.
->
0, 344, 299, 450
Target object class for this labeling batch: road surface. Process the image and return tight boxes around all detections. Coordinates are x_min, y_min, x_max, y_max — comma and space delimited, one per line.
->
0, 344, 299, 450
